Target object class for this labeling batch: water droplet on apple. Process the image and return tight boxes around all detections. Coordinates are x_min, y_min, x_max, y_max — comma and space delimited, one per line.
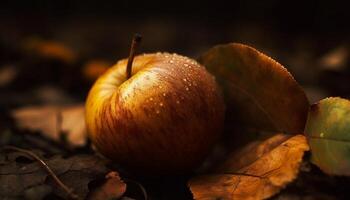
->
176, 100, 180, 104
156, 110, 160, 114
150, 97, 153, 101
185, 87, 189, 91
159, 102, 164, 107
162, 93, 166, 96
183, 78, 187, 82
169, 60, 174, 64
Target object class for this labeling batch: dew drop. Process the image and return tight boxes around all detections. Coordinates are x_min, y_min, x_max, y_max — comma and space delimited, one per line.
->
183, 78, 187, 82
159, 102, 164, 107
185, 87, 189, 91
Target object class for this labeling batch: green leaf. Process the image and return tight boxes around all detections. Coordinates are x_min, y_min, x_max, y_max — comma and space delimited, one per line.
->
305, 97, 350, 175
199, 43, 309, 134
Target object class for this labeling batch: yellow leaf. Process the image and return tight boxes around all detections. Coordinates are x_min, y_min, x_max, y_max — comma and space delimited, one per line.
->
188, 134, 309, 200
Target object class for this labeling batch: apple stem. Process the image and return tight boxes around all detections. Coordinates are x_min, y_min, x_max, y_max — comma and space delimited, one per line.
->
126, 34, 142, 79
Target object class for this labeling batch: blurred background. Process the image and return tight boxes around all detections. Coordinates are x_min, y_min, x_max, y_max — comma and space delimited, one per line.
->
1, 1, 350, 199
1, 0, 349, 109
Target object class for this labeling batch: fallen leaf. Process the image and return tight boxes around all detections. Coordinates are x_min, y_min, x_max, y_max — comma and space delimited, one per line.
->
305, 97, 350, 175
83, 59, 111, 81
22, 38, 77, 64
0, 65, 17, 87
11, 104, 86, 147
0, 150, 109, 199
188, 134, 309, 200
88, 171, 127, 200
318, 46, 348, 71
199, 43, 309, 133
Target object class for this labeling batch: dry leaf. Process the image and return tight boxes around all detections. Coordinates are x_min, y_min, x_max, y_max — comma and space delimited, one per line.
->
305, 97, 350, 175
199, 43, 309, 133
88, 171, 127, 200
83, 59, 111, 81
0, 151, 108, 199
188, 134, 309, 200
22, 38, 77, 64
318, 46, 348, 71
11, 104, 86, 147
0, 65, 17, 87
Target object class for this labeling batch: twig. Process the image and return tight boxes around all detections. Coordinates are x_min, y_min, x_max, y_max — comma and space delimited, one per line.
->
3, 146, 80, 200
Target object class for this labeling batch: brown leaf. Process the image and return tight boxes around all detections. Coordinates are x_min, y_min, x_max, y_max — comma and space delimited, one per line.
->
11, 104, 86, 147
199, 43, 309, 133
0, 65, 17, 87
318, 46, 348, 71
88, 171, 127, 200
22, 38, 77, 64
83, 59, 111, 81
188, 134, 309, 200
0, 150, 109, 199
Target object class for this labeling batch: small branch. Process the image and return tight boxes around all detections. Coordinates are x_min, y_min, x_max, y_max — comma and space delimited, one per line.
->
126, 33, 142, 79
3, 146, 80, 200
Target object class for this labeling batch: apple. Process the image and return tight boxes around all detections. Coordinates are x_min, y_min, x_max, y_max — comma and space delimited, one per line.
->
85, 38, 225, 175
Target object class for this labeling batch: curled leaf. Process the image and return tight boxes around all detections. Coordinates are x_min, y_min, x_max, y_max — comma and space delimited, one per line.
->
305, 97, 350, 175
88, 171, 127, 200
188, 134, 309, 200
199, 43, 309, 133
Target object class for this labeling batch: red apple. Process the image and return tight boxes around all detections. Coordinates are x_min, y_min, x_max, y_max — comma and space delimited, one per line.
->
85, 52, 225, 175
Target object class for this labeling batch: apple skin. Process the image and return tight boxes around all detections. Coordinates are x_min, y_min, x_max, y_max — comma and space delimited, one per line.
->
85, 53, 225, 175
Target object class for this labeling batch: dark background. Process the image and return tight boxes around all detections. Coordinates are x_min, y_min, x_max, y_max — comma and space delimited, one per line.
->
1, 0, 350, 58
1, 0, 350, 113
0, 1, 350, 199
